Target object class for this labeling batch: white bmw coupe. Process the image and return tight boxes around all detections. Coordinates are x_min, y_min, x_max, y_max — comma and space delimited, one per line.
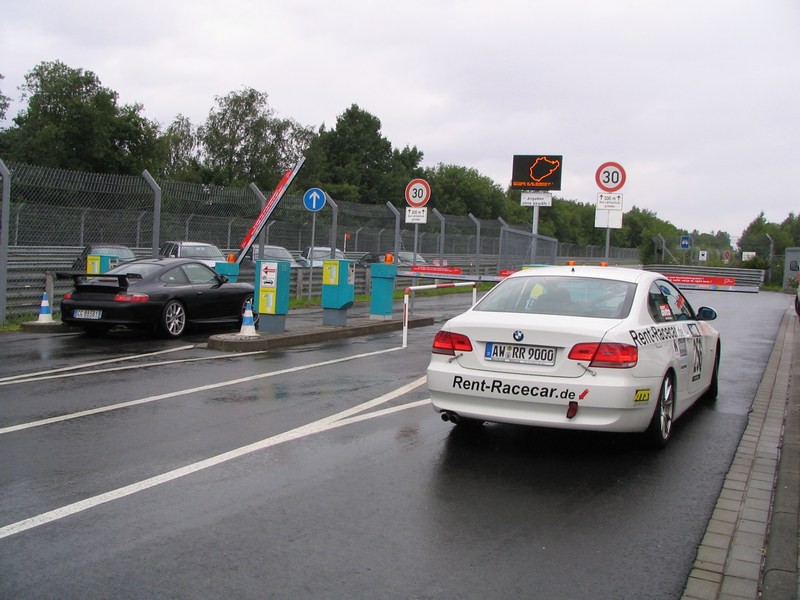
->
426, 266, 721, 447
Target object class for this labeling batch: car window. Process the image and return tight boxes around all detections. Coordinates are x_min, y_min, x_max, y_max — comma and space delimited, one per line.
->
183, 263, 219, 284
108, 263, 162, 278
181, 245, 224, 260
475, 276, 635, 318
264, 248, 292, 261
649, 280, 695, 322
161, 266, 190, 285
309, 248, 345, 260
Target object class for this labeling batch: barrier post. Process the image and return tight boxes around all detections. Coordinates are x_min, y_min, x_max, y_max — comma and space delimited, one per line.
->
402, 281, 477, 349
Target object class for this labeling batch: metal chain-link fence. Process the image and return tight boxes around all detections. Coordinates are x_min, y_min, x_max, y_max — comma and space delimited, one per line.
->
1, 159, 641, 321
3, 159, 640, 259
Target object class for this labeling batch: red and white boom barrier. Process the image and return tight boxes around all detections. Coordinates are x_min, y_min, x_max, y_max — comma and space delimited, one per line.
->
402, 281, 478, 348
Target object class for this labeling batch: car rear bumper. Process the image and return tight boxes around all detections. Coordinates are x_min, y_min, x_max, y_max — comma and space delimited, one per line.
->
60, 301, 161, 328
426, 363, 661, 433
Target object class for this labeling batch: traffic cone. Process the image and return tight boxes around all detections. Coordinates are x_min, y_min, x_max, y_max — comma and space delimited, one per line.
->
239, 301, 258, 336
37, 292, 54, 323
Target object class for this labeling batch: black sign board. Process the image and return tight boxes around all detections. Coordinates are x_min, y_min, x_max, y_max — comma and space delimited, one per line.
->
511, 155, 563, 191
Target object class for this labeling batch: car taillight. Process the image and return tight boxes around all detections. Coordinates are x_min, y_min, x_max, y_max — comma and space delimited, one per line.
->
432, 331, 473, 355
113, 292, 149, 302
568, 342, 638, 368
63, 292, 73, 300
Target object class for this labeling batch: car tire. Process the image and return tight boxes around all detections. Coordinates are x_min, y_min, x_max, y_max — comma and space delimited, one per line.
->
159, 300, 187, 338
702, 342, 721, 401
645, 373, 675, 448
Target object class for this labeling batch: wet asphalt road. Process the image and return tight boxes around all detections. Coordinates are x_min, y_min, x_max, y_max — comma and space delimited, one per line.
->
0, 290, 794, 599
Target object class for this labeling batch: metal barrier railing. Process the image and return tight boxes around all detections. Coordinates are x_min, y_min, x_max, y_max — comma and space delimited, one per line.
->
402, 281, 478, 348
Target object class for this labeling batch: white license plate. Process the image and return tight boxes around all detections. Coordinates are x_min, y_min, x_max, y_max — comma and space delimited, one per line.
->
485, 342, 556, 366
74, 309, 102, 320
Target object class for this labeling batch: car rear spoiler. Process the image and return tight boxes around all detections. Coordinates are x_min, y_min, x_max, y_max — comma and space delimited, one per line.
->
59, 272, 143, 289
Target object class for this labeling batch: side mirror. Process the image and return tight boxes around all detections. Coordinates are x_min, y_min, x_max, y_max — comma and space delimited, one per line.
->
696, 306, 717, 321
217, 275, 229, 285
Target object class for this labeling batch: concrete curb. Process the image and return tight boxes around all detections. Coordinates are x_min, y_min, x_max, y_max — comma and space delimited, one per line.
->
20, 321, 76, 334
682, 309, 798, 600
761, 311, 800, 599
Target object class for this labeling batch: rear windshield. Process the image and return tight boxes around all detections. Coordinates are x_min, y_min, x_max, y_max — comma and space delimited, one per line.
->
311, 248, 345, 259
474, 276, 636, 318
182, 245, 224, 259
261, 248, 293, 261
107, 263, 162, 278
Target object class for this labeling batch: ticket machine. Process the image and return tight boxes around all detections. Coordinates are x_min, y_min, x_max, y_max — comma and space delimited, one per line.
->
369, 262, 397, 320
86, 255, 117, 274
321, 259, 354, 326
254, 260, 291, 333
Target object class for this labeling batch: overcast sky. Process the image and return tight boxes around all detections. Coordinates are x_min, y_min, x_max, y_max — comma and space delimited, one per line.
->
2, 0, 798, 240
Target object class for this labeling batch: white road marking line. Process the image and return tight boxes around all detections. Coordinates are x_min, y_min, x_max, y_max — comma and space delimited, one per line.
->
0, 378, 429, 540
0, 345, 196, 384
0, 350, 271, 386
0, 347, 403, 435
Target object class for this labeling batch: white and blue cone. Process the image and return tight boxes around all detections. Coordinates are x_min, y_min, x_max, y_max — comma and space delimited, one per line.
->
37, 292, 54, 323
239, 301, 258, 337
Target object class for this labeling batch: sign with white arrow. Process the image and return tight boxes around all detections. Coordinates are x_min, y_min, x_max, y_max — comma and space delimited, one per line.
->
303, 188, 326, 212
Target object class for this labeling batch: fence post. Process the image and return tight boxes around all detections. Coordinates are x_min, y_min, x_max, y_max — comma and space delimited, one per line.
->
141, 170, 161, 256
0, 159, 10, 326
469, 213, 481, 277
386, 202, 401, 256
433, 208, 446, 266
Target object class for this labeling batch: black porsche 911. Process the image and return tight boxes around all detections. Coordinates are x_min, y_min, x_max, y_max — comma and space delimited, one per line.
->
61, 257, 256, 338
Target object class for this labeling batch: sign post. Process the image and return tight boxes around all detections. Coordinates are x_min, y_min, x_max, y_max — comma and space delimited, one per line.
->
303, 187, 327, 300
595, 162, 627, 260
405, 179, 431, 264
512, 155, 562, 264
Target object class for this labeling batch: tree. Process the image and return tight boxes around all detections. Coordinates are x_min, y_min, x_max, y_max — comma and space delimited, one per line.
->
0, 61, 162, 174
199, 87, 315, 189
739, 212, 790, 257
311, 104, 394, 203
0, 74, 9, 123
422, 163, 507, 219
384, 144, 425, 201
162, 114, 202, 181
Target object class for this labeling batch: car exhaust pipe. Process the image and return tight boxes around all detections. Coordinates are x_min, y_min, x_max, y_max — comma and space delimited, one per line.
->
441, 411, 460, 424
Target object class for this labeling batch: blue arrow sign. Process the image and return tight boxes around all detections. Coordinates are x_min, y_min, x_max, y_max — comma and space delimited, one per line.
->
303, 188, 326, 212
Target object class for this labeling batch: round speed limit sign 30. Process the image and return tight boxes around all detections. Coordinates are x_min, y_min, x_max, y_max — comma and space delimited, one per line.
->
405, 178, 431, 208
595, 162, 626, 192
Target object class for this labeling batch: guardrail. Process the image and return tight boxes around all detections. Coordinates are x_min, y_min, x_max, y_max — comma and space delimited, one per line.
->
643, 264, 765, 293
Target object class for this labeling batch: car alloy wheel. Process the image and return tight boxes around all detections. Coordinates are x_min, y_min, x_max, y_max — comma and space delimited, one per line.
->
646, 373, 675, 448
160, 300, 187, 338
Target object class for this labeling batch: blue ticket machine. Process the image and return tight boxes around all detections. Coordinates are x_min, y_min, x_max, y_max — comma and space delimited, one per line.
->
87, 255, 117, 274
321, 259, 354, 326
254, 260, 291, 333
369, 262, 397, 320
